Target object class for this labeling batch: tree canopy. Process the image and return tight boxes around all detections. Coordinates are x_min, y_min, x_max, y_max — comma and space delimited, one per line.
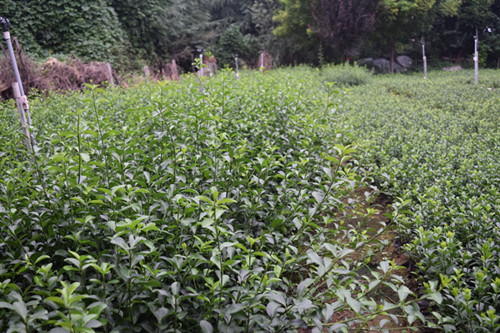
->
0, 0, 497, 69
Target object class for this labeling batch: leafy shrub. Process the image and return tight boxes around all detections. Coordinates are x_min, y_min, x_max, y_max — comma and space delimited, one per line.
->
321, 63, 372, 86
339, 70, 500, 331
0, 69, 432, 332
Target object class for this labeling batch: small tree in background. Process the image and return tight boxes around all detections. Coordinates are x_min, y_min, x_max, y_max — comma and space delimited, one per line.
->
216, 25, 251, 67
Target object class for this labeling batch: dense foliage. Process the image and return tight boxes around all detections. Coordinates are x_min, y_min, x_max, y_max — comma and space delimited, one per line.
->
0, 69, 445, 332
0, 0, 281, 70
0, 0, 498, 69
338, 69, 500, 331
0, 0, 125, 61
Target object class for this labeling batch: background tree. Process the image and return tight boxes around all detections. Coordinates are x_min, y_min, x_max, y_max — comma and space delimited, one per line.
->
310, 0, 379, 62
1, 0, 497, 70
209, 0, 282, 68
110, 0, 212, 69
209, 0, 254, 32
368, 0, 462, 72
429, 0, 499, 66
215, 24, 251, 67
273, 0, 320, 64
250, 0, 283, 61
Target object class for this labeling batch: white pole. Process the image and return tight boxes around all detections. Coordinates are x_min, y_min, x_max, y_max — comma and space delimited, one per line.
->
474, 29, 478, 85
235, 56, 239, 78
12, 82, 32, 151
422, 40, 427, 80
200, 53, 204, 77
260, 50, 264, 69
2, 16, 37, 150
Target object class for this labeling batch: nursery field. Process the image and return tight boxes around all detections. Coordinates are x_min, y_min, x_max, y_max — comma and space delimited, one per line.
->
337, 68, 500, 332
0, 67, 498, 332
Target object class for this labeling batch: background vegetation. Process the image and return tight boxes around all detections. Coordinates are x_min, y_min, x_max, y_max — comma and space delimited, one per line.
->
0, 0, 498, 70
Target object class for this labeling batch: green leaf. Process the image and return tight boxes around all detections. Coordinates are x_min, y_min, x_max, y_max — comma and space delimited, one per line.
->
49, 328, 70, 333
426, 291, 443, 305
85, 319, 102, 328
297, 278, 314, 296
266, 301, 281, 317
0, 302, 14, 311
154, 307, 169, 323
346, 295, 360, 313
171, 282, 180, 295
110, 237, 130, 252
71, 197, 86, 204
88, 302, 107, 315
45, 296, 65, 307
80, 153, 90, 162
379, 261, 390, 273
397, 285, 413, 302
307, 252, 323, 266
217, 198, 236, 205
294, 298, 313, 310
200, 320, 213, 333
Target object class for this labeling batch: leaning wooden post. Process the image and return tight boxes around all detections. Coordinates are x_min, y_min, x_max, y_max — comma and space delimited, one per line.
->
12, 82, 32, 151
171, 59, 179, 81
105, 62, 115, 86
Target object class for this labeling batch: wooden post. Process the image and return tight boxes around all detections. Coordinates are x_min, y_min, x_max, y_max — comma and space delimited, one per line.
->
171, 60, 179, 81
12, 82, 32, 151
105, 62, 114, 86
143, 66, 150, 80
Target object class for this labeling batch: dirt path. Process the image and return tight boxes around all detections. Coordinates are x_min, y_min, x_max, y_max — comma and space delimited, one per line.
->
300, 186, 428, 332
